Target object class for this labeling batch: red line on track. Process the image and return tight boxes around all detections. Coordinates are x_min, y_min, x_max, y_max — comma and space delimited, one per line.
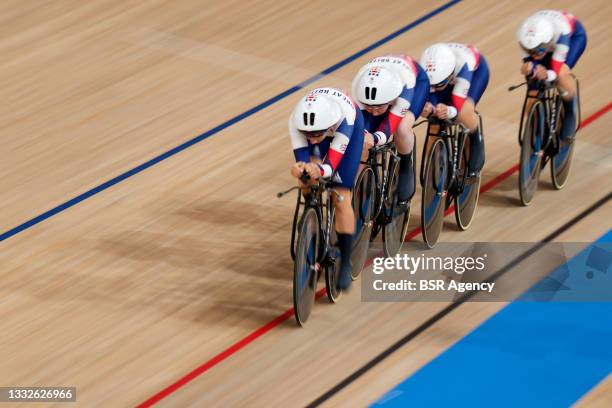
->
136, 101, 611, 408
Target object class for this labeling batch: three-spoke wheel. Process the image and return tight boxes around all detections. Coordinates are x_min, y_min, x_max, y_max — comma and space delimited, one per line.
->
351, 167, 376, 279
293, 207, 319, 326
519, 100, 545, 206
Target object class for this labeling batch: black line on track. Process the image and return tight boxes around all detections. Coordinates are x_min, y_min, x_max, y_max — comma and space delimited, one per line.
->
307, 191, 612, 407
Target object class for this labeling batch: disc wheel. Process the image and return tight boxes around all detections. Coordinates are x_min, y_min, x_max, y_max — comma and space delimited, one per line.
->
383, 153, 411, 257
550, 98, 576, 189
455, 134, 481, 230
325, 207, 342, 303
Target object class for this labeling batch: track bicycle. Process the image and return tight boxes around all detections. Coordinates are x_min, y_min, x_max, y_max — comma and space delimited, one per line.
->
418, 115, 483, 248
508, 75, 581, 205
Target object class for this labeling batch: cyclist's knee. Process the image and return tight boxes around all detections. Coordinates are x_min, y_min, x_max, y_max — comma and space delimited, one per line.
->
360, 145, 369, 161
458, 100, 478, 132
333, 188, 352, 208
557, 65, 575, 99
395, 114, 416, 154
333, 188, 355, 233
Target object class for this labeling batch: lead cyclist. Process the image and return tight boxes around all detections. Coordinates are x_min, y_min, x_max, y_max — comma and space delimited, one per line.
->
288, 88, 365, 291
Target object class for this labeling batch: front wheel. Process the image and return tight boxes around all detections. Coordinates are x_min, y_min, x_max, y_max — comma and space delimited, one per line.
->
293, 207, 319, 326
421, 138, 448, 248
519, 100, 545, 206
351, 166, 375, 280
455, 133, 481, 230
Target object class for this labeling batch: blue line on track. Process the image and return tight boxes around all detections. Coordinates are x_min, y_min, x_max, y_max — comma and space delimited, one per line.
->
0, 0, 461, 242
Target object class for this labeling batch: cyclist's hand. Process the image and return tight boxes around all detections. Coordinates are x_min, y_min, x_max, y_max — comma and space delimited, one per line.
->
304, 163, 321, 180
435, 103, 449, 119
421, 102, 434, 117
520, 62, 533, 77
364, 130, 375, 150
534, 64, 547, 81
291, 162, 306, 178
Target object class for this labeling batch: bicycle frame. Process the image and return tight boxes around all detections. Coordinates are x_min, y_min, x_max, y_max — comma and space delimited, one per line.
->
284, 178, 336, 264
515, 76, 580, 146
361, 142, 398, 221
419, 118, 469, 193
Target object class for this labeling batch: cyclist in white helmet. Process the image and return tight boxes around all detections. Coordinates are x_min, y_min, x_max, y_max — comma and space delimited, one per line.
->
517, 10, 587, 141
420, 43, 489, 178
352, 54, 430, 211
289, 88, 365, 291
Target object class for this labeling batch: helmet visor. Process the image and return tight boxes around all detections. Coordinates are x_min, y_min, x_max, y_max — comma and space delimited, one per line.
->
363, 102, 391, 109
300, 126, 335, 140
433, 72, 454, 90
521, 42, 551, 57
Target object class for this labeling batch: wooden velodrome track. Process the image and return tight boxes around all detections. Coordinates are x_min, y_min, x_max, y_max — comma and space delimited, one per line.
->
1, 0, 610, 406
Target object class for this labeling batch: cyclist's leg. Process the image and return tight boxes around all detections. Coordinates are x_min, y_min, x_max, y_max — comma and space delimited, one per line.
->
459, 56, 489, 176
395, 67, 429, 205
524, 53, 552, 116
333, 110, 364, 289
559, 21, 587, 139
395, 113, 415, 205
558, 21, 587, 99
359, 109, 381, 172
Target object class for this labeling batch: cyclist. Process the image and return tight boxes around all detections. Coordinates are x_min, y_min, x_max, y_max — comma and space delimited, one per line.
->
517, 10, 587, 141
289, 88, 365, 291
420, 43, 489, 179
352, 55, 430, 211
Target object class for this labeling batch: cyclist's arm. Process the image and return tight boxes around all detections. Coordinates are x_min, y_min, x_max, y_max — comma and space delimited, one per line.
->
288, 118, 311, 163
450, 63, 472, 116
319, 119, 352, 178
373, 86, 413, 145
425, 92, 439, 117
550, 33, 570, 78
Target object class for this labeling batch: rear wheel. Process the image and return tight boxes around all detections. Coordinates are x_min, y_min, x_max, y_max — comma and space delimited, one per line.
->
421, 138, 448, 248
455, 133, 481, 230
325, 208, 342, 303
551, 97, 576, 189
351, 167, 375, 279
383, 152, 411, 257
519, 100, 545, 206
293, 207, 319, 326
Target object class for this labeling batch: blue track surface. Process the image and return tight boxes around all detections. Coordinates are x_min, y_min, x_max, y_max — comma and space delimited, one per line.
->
374, 230, 612, 407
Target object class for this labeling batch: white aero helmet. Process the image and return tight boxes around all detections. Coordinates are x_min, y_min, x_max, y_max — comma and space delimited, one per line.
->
517, 16, 555, 53
419, 43, 456, 86
354, 66, 403, 105
293, 92, 342, 132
